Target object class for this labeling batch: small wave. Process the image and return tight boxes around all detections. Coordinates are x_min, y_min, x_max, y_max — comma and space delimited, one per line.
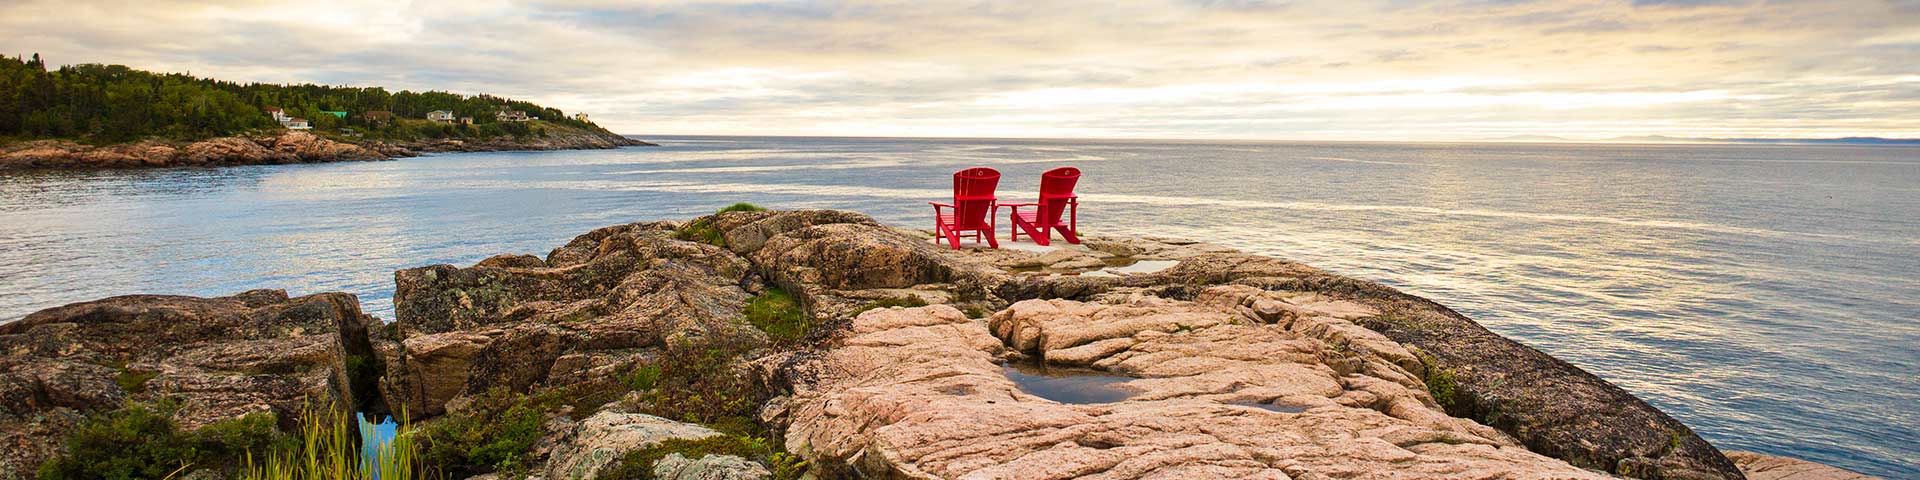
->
1302, 156, 1439, 167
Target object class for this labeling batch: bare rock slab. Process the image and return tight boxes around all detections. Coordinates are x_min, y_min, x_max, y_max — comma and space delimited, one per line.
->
774, 303, 1612, 479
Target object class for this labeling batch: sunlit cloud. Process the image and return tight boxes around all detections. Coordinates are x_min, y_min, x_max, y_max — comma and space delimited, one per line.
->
2, 0, 1915, 140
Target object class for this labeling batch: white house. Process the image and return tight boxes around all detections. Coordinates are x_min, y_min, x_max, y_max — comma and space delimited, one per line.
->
265, 106, 288, 123
427, 110, 456, 122
496, 110, 532, 122
284, 117, 311, 130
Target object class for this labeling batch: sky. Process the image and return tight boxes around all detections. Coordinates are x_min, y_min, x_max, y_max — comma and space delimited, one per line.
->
3, 0, 1917, 141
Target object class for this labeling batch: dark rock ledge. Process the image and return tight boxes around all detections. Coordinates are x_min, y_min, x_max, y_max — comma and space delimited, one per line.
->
1, 209, 1875, 479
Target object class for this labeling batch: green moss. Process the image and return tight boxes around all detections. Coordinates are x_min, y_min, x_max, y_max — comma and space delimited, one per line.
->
848, 295, 929, 317
114, 369, 156, 394
744, 288, 810, 342
963, 306, 991, 319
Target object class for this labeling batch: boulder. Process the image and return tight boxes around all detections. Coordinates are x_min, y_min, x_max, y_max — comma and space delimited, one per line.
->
544, 411, 725, 480
0, 290, 380, 477
653, 453, 771, 480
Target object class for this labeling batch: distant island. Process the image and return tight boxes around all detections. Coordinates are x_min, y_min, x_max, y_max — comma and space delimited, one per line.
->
1486, 134, 1920, 145
0, 54, 651, 170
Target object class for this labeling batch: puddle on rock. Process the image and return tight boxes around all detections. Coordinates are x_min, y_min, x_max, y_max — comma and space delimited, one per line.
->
1078, 259, 1179, 278
1002, 360, 1138, 404
1233, 402, 1309, 413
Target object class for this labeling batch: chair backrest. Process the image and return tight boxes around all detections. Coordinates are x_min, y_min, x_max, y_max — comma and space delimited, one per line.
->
1035, 167, 1080, 225
951, 167, 1000, 228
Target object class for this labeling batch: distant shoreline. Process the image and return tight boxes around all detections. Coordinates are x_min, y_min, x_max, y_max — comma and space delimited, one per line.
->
0, 123, 654, 171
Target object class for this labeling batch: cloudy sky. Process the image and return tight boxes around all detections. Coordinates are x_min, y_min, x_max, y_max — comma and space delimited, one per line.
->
4, 0, 1917, 140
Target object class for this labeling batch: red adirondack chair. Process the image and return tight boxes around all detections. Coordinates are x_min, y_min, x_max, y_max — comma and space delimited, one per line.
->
930, 167, 1001, 250
1006, 167, 1081, 246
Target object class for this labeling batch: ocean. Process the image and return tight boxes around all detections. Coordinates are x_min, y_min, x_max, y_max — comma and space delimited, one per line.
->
1, 136, 1914, 476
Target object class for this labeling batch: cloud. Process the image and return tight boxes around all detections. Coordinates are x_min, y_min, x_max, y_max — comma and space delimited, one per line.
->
0, 0, 1915, 140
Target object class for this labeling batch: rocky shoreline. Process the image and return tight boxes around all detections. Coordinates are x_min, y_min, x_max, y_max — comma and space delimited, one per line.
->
0, 209, 1877, 479
0, 125, 653, 170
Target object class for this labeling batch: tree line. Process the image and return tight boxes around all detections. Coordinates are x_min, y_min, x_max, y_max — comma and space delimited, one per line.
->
0, 54, 598, 143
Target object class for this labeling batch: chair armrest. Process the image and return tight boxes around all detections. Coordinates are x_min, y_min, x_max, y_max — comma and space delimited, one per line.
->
999, 202, 1040, 207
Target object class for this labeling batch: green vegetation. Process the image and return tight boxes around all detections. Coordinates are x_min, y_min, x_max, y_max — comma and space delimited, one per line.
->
237, 406, 429, 480
745, 288, 811, 341
1417, 352, 1460, 413
37, 402, 288, 480
644, 338, 768, 432
113, 369, 156, 394
674, 203, 766, 247
0, 54, 600, 144
35, 400, 428, 480
849, 295, 930, 317
600, 434, 806, 480
418, 380, 628, 477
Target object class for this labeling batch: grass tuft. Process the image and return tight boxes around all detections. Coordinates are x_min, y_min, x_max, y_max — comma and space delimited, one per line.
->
744, 288, 810, 342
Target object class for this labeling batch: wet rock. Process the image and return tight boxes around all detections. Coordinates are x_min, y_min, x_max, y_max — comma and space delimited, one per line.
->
0, 290, 379, 477
1727, 451, 1877, 480
545, 411, 725, 480
774, 304, 1609, 479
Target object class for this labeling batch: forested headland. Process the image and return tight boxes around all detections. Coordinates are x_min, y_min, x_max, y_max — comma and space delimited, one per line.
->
0, 54, 607, 145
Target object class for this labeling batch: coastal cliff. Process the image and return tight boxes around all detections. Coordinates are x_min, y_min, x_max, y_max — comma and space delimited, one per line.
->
0, 209, 1876, 479
0, 124, 652, 170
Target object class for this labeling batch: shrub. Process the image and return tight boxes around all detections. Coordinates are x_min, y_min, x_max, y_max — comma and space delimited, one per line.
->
1418, 352, 1459, 413
38, 402, 296, 480
646, 338, 766, 430
744, 288, 810, 342
715, 203, 765, 214
417, 379, 629, 476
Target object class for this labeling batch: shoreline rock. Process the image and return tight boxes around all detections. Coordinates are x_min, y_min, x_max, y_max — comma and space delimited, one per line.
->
0, 125, 655, 170
0, 209, 1885, 479
0, 290, 381, 475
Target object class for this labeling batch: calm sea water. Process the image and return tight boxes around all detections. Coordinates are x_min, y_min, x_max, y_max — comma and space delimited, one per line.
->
1, 136, 1914, 476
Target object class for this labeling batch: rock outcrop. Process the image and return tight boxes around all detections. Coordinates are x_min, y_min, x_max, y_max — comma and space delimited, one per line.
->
384, 221, 761, 417
0, 290, 380, 476
771, 298, 1614, 478
981, 242, 1746, 479
5, 209, 1845, 479
0, 123, 652, 170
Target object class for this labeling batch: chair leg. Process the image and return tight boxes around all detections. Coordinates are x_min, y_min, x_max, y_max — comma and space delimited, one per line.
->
985, 228, 999, 249
1014, 218, 1049, 246
1057, 225, 1081, 244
